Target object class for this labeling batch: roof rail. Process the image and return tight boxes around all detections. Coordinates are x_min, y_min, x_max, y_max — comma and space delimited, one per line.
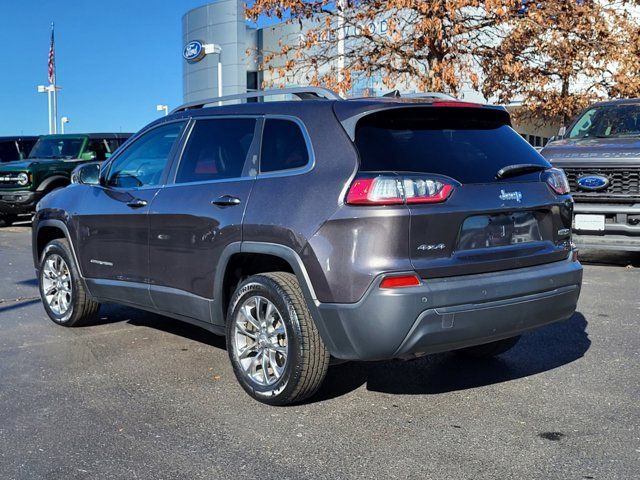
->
171, 87, 342, 114
382, 90, 455, 100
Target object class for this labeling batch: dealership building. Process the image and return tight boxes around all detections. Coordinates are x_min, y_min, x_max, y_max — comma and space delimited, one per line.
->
182, 0, 557, 146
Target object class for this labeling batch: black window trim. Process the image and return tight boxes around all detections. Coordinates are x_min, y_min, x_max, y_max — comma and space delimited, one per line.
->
165, 114, 263, 187
101, 119, 189, 191
257, 115, 315, 178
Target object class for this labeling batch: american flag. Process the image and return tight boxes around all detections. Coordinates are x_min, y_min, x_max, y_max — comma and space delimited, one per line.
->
47, 23, 55, 85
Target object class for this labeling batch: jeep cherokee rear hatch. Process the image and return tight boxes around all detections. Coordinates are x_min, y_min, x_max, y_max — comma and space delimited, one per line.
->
341, 103, 573, 278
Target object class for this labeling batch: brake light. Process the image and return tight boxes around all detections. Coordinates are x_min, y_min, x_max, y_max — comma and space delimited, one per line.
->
346, 175, 454, 205
431, 101, 483, 108
544, 168, 570, 195
380, 274, 421, 289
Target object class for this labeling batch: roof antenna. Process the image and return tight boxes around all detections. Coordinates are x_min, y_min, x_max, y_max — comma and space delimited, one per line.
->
382, 90, 401, 98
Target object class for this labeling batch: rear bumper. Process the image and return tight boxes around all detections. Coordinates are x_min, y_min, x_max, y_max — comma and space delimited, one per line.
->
0, 190, 41, 214
573, 202, 640, 251
316, 256, 582, 360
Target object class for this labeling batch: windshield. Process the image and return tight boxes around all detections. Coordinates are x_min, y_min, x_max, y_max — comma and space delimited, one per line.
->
29, 137, 85, 159
568, 104, 640, 139
0, 141, 19, 162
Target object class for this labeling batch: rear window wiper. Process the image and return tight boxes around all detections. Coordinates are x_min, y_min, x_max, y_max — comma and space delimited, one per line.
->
496, 163, 547, 179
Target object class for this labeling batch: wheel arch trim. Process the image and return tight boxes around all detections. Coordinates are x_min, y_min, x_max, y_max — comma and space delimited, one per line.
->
35, 219, 84, 277
214, 241, 341, 355
36, 175, 70, 192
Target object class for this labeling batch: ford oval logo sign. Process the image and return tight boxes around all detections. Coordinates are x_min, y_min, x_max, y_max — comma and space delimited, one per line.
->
183, 40, 205, 63
577, 175, 610, 191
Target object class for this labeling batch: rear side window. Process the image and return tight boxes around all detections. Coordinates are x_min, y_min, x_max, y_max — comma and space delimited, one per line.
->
355, 107, 549, 183
176, 118, 256, 183
260, 119, 309, 173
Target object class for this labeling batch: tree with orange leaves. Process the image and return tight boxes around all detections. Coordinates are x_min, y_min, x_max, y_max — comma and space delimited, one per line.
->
246, 0, 520, 96
482, 0, 640, 126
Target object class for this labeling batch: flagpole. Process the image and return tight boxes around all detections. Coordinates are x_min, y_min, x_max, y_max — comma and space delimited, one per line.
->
47, 88, 53, 134
52, 85, 58, 134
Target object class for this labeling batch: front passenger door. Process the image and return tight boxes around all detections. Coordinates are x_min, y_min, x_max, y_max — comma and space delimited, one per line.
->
76, 121, 186, 306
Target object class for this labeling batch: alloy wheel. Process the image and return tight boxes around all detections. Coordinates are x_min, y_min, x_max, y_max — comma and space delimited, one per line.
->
41, 254, 73, 316
233, 295, 288, 386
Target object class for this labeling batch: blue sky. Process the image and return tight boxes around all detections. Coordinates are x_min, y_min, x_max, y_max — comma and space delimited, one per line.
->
0, 0, 236, 136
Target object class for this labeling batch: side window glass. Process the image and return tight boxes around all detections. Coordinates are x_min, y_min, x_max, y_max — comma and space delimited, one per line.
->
104, 138, 121, 155
107, 122, 185, 189
260, 119, 309, 173
86, 139, 109, 161
176, 118, 256, 183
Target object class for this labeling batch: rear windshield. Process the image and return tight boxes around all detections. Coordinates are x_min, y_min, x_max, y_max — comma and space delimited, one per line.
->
354, 107, 549, 183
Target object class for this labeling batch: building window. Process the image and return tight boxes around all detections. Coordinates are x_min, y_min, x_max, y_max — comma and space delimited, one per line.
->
247, 71, 259, 102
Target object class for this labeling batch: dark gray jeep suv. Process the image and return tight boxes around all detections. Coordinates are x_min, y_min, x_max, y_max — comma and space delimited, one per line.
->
33, 88, 583, 405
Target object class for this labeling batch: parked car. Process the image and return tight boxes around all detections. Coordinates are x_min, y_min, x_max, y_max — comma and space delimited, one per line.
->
0, 136, 38, 163
33, 88, 582, 405
0, 133, 130, 226
541, 99, 640, 251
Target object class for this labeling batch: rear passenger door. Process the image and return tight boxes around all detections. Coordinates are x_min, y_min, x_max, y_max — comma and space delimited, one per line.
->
147, 117, 260, 323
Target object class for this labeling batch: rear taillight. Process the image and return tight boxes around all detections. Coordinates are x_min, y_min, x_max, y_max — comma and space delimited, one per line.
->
544, 168, 570, 195
346, 175, 455, 206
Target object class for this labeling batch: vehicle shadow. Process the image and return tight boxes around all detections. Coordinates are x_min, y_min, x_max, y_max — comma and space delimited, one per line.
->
578, 250, 640, 267
0, 298, 41, 315
86, 304, 589, 403
311, 312, 590, 401
93, 303, 227, 350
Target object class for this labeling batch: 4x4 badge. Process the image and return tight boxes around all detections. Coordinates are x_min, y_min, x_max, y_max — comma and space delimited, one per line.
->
499, 190, 523, 202
418, 243, 446, 251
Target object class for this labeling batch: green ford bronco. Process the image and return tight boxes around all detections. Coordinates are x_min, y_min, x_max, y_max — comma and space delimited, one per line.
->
0, 133, 130, 226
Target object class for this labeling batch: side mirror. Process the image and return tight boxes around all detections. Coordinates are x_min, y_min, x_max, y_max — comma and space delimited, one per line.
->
71, 162, 101, 185
80, 151, 97, 161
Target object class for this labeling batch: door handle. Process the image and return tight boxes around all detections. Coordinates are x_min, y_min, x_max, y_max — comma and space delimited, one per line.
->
212, 195, 241, 207
126, 198, 148, 208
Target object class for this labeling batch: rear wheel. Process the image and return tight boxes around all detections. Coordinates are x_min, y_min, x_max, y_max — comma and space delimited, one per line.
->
0, 214, 17, 227
39, 239, 100, 326
455, 335, 521, 358
226, 272, 330, 405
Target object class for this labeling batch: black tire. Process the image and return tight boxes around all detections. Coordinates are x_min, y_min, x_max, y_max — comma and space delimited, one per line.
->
226, 272, 330, 406
455, 335, 521, 358
39, 238, 100, 326
0, 214, 17, 227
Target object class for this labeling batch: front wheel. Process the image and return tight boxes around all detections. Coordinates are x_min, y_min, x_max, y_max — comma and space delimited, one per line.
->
39, 239, 100, 326
226, 272, 330, 406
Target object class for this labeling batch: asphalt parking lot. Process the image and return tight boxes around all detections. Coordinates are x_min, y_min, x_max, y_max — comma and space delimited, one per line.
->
1, 222, 638, 480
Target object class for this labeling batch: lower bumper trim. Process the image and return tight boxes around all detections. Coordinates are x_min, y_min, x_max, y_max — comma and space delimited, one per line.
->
393, 285, 579, 358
